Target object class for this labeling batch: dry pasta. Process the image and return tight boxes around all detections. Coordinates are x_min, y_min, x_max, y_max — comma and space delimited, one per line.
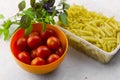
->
58, 5, 120, 52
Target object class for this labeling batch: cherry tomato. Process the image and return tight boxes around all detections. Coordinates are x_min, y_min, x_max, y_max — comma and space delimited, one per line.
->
36, 46, 51, 59
18, 51, 31, 64
27, 35, 42, 48
28, 31, 40, 37
41, 28, 55, 40
16, 37, 27, 51
47, 54, 60, 64
47, 36, 60, 50
31, 57, 46, 66
30, 49, 37, 59
56, 47, 64, 57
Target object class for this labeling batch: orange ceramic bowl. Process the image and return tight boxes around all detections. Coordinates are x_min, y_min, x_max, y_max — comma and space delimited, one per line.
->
10, 23, 68, 74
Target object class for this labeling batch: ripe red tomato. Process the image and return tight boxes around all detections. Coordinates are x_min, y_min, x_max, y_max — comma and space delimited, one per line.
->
56, 47, 64, 57
18, 51, 31, 64
16, 37, 27, 51
29, 31, 40, 37
47, 54, 60, 64
41, 28, 55, 40
27, 35, 42, 48
47, 36, 60, 50
31, 57, 46, 66
36, 46, 51, 59
30, 49, 37, 59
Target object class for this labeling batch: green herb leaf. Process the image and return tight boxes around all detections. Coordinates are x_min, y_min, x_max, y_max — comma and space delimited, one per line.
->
34, 2, 42, 9
30, 0, 36, 8
51, 18, 55, 24
2, 19, 12, 29
59, 12, 68, 26
43, 0, 49, 3
42, 22, 46, 32
25, 24, 33, 36
3, 29, 9, 40
45, 16, 50, 23
63, 2, 70, 10
18, 0, 26, 11
0, 14, 4, 19
23, 8, 35, 19
51, 7, 56, 18
20, 15, 31, 29
0, 28, 3, 36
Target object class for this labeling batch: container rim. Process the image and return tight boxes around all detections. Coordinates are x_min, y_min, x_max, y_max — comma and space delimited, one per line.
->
56, 25, 120, 56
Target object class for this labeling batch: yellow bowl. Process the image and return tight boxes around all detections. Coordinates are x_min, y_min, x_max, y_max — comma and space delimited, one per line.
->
10, 23, 68, 74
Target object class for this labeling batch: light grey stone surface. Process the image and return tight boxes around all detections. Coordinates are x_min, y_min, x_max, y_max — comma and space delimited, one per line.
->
1, 0, 120, 80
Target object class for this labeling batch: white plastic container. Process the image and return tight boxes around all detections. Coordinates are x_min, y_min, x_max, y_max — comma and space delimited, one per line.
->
54, 0, 120, 63
56, 25, 120, 63
55, 1, 120, 63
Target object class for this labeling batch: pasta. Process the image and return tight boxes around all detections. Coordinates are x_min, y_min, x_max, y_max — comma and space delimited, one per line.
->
58, 5, 120, 52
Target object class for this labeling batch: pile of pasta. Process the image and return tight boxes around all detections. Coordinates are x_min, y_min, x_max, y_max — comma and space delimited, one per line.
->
59, 5, 120, 52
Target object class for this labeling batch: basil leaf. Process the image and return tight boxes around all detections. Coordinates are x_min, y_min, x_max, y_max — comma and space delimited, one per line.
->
59, 12, 68, 26
51, 19, 55, 24
20, 15, 31, 29
43, 0, 48, 3
51, 7, 56, 18
30, 0, 36, 8
45, 16, 50, 23
0, 28, 3, 36
23, 8, 35, 19
3, 29, 9, 40
0, 14, 4, 19
42, 22, 46, 32
18, 0, 26, 11
2, 19, 12, 29
63, 2, 70, 10
34, 2, 42, 9
25, 24, 33, 36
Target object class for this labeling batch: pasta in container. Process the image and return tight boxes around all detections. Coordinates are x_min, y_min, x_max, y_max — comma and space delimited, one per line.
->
57, 5, 120, 63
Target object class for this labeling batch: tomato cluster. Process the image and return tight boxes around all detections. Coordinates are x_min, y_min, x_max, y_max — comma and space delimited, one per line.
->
16, 28, 64, 66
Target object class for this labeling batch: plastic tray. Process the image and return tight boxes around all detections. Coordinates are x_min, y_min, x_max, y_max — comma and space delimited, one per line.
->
54, 1, 120, 63
56, 25, 120, 63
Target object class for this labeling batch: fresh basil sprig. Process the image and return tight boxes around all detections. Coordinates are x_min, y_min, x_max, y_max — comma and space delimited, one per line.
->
0, 0, 69, 40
